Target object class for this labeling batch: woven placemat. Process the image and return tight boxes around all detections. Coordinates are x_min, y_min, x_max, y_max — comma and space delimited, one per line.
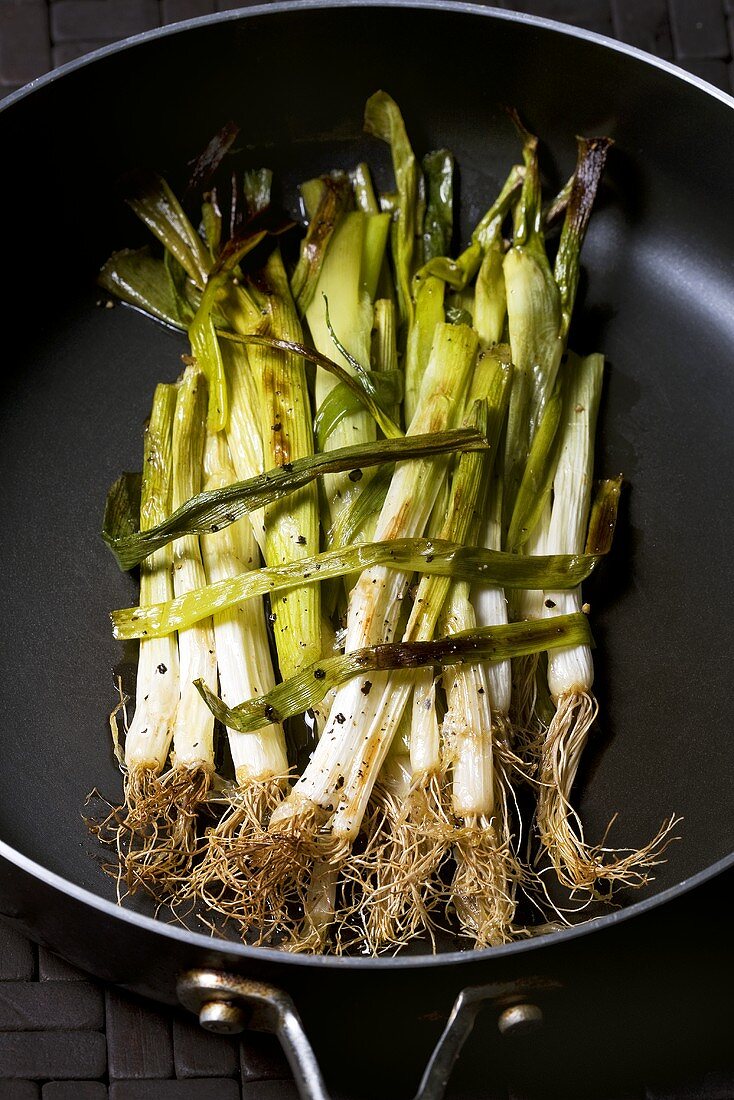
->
1, 2, 734, 1098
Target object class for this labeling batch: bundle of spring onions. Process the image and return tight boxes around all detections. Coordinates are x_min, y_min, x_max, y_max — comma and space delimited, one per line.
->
95, 92, 678, 953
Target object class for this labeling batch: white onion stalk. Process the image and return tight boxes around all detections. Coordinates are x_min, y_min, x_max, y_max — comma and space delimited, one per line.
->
449, 482, 525, 946
123, 364, 218, 897
260, 324, 477, 939
510, 501, 551, 745
319, 326, 478, 841
103, 382, 179, 891
123, 383, 179, 775
298, 210, 386, 949
446, 355, 523, 948
442, 581, 518, 948
537, 354, 675, 891
200, 432, 287, 786
190, 431, 290, 938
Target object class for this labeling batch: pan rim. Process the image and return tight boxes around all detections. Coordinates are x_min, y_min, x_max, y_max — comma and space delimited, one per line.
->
2, 839, 733, 971
1, 0, 733, 972
1, 0, 734, 115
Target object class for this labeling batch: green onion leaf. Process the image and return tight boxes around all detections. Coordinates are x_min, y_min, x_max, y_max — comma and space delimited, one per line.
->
364, 91, 419, 333
315, 372, 403, 450
111, 538, 600, 641
103, 428, 488, 571
506, 381, 563, 552
98, 248, 186, 329
103, 471, 141, 544
422, 149, 454, 262
417, 164, 523, 290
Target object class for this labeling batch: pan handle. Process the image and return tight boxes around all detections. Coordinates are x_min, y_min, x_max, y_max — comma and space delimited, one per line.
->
177, 968, 547, 1100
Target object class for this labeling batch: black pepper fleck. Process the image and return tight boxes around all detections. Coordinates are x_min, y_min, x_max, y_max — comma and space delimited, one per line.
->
156, 663, 167, 675
361, 680, 372, 696
314, 668, 326, 680
348, 468, 363, 482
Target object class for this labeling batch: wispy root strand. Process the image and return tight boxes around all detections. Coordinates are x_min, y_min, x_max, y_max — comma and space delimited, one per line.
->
492, 713, 537, 786
347, 771, 453, 954
450, 736, 527, 948
188, 792, 349, 948
92, 763, 212, 901
536, 691, 680, 893
451, 816, 517, 948
510, 654, 547, 765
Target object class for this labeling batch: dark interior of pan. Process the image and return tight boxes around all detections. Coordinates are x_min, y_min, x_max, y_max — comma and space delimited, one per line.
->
1, 1, 733, 958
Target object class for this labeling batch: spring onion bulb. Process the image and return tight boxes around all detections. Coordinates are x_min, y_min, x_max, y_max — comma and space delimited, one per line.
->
189, 432, 291, 933
444, 357, 525, 948
537, 354, 676, 890
121, 365, 218, 895
442, 581, 520, 948
98, 382, 180, 891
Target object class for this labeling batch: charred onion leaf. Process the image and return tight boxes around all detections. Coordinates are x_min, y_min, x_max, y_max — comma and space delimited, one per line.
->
194, 613, 594, 732
554, 136, 613, 336
103, 428, 489, 571
185, 120, 240, 199
125, 170, 212, 290
291, 174, 353, 314
586, 475, 623, 555
243, 168, 273, 219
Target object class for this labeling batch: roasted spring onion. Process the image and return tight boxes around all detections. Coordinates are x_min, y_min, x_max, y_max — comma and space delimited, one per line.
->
93, 92, 676, 955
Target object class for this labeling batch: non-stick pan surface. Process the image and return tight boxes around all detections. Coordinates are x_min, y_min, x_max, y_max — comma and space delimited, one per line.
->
1, 0, 733, 1062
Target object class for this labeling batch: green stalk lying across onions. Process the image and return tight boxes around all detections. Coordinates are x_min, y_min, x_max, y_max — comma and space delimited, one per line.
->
95, 92, 678, 952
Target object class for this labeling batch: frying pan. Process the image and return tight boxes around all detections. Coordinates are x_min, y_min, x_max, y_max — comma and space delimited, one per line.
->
1, 4, 733, 1096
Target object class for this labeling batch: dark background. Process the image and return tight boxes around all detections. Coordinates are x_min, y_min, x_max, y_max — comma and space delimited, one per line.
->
1, 2, 734, 1099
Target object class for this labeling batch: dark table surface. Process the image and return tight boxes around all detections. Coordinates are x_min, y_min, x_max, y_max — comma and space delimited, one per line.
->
2, 2, 734, 1098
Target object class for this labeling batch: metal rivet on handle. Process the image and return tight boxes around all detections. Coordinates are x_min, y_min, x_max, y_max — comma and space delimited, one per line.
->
199, 999, 247, 1035
497, 1002, 543, 1038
